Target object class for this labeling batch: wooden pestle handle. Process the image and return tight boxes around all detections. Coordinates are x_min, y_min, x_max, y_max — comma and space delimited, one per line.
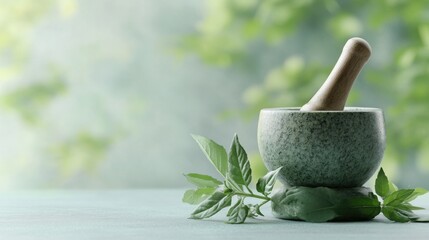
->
301, 37, 371, 111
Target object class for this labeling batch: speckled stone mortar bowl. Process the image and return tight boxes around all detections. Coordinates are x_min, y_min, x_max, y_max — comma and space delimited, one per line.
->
258, 107, 385, 188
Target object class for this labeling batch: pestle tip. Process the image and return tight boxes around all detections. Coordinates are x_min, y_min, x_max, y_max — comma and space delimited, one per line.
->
343, 37, 372, 58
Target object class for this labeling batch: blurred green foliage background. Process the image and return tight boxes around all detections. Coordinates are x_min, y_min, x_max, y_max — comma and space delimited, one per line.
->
179, 0, 429, 187
0, 0, 428, 188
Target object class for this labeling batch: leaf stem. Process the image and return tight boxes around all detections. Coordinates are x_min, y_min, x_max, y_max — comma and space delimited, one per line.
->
234, 192, 271, 201
259, 199, 270, 207
245, 185, 254, 194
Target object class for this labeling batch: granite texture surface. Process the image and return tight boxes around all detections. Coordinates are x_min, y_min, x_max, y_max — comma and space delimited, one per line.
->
258, 107, 386, 187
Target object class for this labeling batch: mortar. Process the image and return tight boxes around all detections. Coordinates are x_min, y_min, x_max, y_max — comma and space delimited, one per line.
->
257, 38, 385, 188
258, 107, 385, 188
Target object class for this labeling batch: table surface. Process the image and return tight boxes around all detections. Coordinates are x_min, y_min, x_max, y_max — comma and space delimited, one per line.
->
0, 189, 428, 240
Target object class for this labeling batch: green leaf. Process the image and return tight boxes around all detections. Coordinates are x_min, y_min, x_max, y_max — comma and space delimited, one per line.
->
227, 198, 243, 217
227, 201, 249, 224
402, 202, 425, 210
192, 134, 228, 177
384, 189, 415, 206
184, 173, 222, 188
271, 187, 381, 223
190, 191, 232, 219
375, 168, 391, 198
382, 206, 411, 223
334, 194, 382, 221
392, 202, 425, 214
255, 204, 264, 217
381, 204, 421, 223
403, 188, 428, 203
182, 188, 217, 205
225, 175, 243, 192
246, 204, 264, 218
256, 167, 282, 196
227, 134, 252, 187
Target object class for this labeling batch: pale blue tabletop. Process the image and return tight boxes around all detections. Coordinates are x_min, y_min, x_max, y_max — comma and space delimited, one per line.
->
0, 189, 428, 239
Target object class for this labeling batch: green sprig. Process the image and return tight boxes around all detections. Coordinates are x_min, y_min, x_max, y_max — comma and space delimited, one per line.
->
375, 168, 429, 222
184, 134, 281, 224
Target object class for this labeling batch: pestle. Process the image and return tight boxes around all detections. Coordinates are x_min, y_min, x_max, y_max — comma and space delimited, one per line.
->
301, 37, 371, 111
